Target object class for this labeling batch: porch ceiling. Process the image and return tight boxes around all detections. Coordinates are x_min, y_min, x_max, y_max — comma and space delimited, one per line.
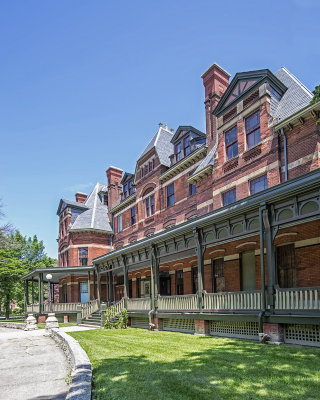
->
22, 265, 95, 283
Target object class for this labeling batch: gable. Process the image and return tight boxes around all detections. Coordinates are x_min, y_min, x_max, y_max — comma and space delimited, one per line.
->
214, 69, 287, 117
171, 126, 205, 144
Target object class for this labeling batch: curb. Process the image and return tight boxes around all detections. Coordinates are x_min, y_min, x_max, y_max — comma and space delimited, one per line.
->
50, 329, 92, 400
0, 322, 26, 330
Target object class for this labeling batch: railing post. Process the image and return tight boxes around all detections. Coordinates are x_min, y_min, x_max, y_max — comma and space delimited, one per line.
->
193, 227, 205, 312
39, 273, 44, 314
76, 304, 82, 325
97, 269, 101, 306
88, 271, 91, 301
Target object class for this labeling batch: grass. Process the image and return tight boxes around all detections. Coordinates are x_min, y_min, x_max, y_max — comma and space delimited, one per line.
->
69, 328, 320, 400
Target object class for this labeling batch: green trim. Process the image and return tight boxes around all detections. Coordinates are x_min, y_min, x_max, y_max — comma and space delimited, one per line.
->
111, 193, 136, 214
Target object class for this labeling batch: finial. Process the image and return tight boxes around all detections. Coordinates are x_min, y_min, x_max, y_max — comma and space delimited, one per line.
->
158, 122, 163, 127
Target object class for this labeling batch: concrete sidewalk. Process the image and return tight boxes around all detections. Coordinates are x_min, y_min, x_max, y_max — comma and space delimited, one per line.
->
0, 327, 69, 400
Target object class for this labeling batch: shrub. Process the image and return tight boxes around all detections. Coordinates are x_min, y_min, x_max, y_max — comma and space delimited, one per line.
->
104, 306, 128, 329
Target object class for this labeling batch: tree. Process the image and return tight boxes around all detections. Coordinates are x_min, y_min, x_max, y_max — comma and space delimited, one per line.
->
310, 85, 320, 124
0, 203, 55, 318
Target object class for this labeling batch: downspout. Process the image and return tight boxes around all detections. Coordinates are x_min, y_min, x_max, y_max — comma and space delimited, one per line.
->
280, 128, 288, 181
258, 207, 266, 334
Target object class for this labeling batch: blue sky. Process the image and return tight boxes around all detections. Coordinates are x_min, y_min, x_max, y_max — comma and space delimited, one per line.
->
0, 0, 319, 258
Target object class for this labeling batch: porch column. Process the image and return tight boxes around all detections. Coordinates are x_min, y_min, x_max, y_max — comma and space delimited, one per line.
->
193, 227, 205, 311
263, 208, 276, 313
31, 278, 35, 306
97, 269, 101, 304
87, 271, 91, 302
122, 255, 129, 308
26, 280, 29, 306
259, 206, 266, 311
38, 273, 44, 313
151, 245, 159, 310
24, 280, 27, 313
108, 271, 113, 302
93, 270, 96, 299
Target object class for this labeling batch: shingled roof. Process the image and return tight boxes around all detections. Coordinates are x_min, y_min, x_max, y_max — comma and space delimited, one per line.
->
69, 183, 113, 233
273, 67, 313, 122
138, 125, 174, 167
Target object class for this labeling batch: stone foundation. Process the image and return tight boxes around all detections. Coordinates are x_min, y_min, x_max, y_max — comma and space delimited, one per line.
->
263, 323, 284, 343
195, 319, 210, 336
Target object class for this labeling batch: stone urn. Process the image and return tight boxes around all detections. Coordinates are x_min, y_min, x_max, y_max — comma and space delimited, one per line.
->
25, 314, 38, 331
45, 313, 59, 330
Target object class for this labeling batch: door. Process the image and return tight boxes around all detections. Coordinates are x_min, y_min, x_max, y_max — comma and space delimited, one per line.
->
159, 273, 171, 295
276, 244, 296, 288
212, 258, 225, 292
79, 282, 89, 303
241, 251, 256, 291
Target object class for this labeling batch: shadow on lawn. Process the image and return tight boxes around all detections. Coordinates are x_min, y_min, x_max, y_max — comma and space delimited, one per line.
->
92, 338, 320, 400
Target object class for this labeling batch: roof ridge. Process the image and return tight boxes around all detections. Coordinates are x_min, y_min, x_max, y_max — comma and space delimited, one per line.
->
278, 67, 313, 97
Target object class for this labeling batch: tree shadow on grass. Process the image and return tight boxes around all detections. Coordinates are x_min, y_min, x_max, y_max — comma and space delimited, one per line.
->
91, 338, 320, 400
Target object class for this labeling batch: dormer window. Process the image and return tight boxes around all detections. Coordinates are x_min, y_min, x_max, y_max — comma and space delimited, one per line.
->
184, 136, 191, 156
174, 135, 193, 163
122, 178, 134, 199
103, 194, 108, 205
175, 142, 182, 162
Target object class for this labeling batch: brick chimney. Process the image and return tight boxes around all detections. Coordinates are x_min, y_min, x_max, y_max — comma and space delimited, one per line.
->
201, 63, 230, 151
75, 192, 87, 203
106, 166, 123, 213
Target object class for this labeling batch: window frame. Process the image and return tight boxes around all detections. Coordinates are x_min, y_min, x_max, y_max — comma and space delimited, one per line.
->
222, 187, 236, 206
78, 247, 88, 266
167, 183, 175, 207
145, 194, 155, 218
117, 214, 123, 233
245, 110, 261, 149
183, 135, 191, 157
130, 207, 136, 226
225, 125, 238, 160
176, 270, 184, 295
249, 174, 268, 195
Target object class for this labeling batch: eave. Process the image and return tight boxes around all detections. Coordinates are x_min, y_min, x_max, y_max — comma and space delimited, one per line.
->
274, 102, 320, 133
111, 193, 136, 214
188, 164, 213, 185
159, 146, 207, 183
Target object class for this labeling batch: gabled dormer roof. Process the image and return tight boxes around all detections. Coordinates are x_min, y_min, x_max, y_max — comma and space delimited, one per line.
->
56, 199, 89, 216
214, 69, 287, 117
171, 126, 206, 144
138, 124, 174, 167
121, 172, 134, 185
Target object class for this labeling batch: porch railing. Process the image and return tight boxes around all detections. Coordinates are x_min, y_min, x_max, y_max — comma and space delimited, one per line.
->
26, 304, 40, 313
203, 290, 262, 311
43, 302, 79, 313
157, 294, 198, 312
275, 286, 320, 311
114, 298, 125, 314
81, 299, 100, 319
127, 297, 151, 312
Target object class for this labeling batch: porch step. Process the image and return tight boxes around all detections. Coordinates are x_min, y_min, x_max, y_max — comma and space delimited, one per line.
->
80, 310, 103, 327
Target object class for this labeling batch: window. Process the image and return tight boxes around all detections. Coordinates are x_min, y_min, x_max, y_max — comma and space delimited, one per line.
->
130, 207, 136, 225
176, 270, 184, 295
276, 244, 296, 288
250, 174, 267, 195
123, 183, 128, 199
117, 215, 122, 232
145, 195, 154, 217
167, 183, 175, 207
225, 126, 238, 160
246, 110, 261, 148
184, 136, 191, 156
117, 275, 124, 285
79, 248, 88, 266
223, 188, 236, 206
128, 180, 134, 196
103, 194, 108, 205
144, 165, 148, 176
212, 258, 225, 292
175, 142, 182, 162
140, 167, 144, 179
188, 171, 196, 196
192, 267, 198, 294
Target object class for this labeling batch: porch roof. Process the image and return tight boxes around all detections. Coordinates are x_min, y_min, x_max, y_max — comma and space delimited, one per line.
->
93, 168, 320, 266
22, 265, 95, 283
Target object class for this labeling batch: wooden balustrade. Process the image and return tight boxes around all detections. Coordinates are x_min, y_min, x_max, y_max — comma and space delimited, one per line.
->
81, 299, 100, 318
275, 287, 320, 311
43, 302, 79, 313
114, 298, 125, 314
203, 290, 262, 311
157, 294, 198, 312
127, 298, 151, 312
26, 304, 40, 313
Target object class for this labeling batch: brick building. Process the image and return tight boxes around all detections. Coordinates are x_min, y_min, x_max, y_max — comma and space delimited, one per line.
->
23, 63, 320, 345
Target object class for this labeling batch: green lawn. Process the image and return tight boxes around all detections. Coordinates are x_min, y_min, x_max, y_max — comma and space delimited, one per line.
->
69, 328, 320, 400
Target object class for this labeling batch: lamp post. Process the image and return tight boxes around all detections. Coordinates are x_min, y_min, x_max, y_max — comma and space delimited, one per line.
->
46, 273, 53, 313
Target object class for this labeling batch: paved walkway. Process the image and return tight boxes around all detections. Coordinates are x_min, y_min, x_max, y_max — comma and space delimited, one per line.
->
0, 327, 69, 400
